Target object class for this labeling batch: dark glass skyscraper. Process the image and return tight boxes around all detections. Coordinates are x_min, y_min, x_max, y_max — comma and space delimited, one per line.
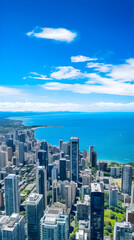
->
90, 183, 104, 240
60, 158, 66, 181
36, 166, 47, 209
70, 137, 79, 183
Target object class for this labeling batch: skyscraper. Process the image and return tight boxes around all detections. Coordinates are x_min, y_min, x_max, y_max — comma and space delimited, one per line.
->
40, 206, 69, 240
36, 166, 47, 209
121, 165, 132, 195
38, 150, 47, 169
90, 183, 104, 240
26, 193, 44, 240
109, 187, 118, 207
60, 158, 66, 181
131, 184, 134, 205
19, 142, 25, 165
114, 222, 132, 240
70, 137, 79, 183
5, 174, 20, 216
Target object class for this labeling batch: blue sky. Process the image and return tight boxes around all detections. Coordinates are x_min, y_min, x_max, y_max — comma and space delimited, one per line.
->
1, 0, 134, 112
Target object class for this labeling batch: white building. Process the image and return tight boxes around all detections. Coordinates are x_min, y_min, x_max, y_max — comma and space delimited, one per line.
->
114, 222, 132, 240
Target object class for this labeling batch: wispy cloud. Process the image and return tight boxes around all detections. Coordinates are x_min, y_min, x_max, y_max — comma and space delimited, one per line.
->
87, 62, 112, 72
71, 55, 97, 62
23, 72, 51, 80
0, 86, 20, 95
50, 66, 82, 79
27, 27, 77, 43
0, 101, 133, 112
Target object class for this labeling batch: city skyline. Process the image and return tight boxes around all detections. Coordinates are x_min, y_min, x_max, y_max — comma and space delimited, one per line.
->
1, 0, 134, 112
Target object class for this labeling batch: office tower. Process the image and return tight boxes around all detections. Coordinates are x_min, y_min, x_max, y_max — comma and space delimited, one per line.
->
82, 169, 92, 186
89, 146, 94, 163
81, 158, 87, 169
59, 139, 63, 151
36, 166, 47, 209
98, 161, 107, 172
52, 165, 58, 182
70, 181, 77, 204
77, 200, 90, 221
60, 151, 64, 158
70, 137, 79, 183
109, 187, 118, 207
38, 150, 47, 169
83, 149, 87, 158
121, 165, 132, 195
7, 147, 12, 161
60, 158, 66, 181
110, 167, 120, 177
0, 189, 4, 209
63, 142, 70, 156
126, 207, 134, 232
64, 185, 72, 208
114, 222, 132, 240
0, 213, 25, 240
12, 156, 18, 166
40, 141, 48, 169
91, 150, 97, 167
0, 151, 8, 168
40, 206, 69, 240
19, 142, 25, 165
5, 174, 20, 216
90, 183, 104, 240
26, 193, 44, 240
52, 180, 60, 203
131, 184, 134, 205
19, 133, 26, 143
6, 139, 15, 152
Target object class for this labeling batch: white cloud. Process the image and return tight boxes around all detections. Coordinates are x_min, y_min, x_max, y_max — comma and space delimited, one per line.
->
0, 86, 20, 95
87, 62, 112, 72
0, 101, 133, 112
27, 27, 76, 43
50, 66, 82, 79
42, 80, 134, 96
71, 55, 97, 62
108, 58, 134, 82
23, 72, 51, 80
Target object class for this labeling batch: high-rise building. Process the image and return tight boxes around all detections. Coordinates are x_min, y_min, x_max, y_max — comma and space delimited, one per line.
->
40, 140, 48, 171
38, 150, 47, 169
70, 137, 79, 183
121, 165, 132, 195
98, 161, 107, 172
40, 206, 69, 240
36, 166, 47, 209
131, 184, 134, 205
90, 183, 104, 240
110, 167, 120, 178
114, 222, 132, 240
5, 174, 20, 216
52, 180, 60, 203
19, 142, 25, 165
0, 213, 25, 240
77, 200, 90, 221
126, 207, 134, 232
109, 187, 118, 207
89, 146, 94, 163
52, 165, 58, 182
0, 151, 8, 168
60, 158, 66, 181
26, 193, 44, 240
64, 185, 72, 208
59, 140, 63, 151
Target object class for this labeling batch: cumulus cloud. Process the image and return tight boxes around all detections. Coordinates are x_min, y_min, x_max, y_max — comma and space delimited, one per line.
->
27, 27, 76, 43
0, 101, 133, 112
71, 55, 97, 62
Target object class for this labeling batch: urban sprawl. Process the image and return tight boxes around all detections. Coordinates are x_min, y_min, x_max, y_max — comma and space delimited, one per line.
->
0, 128, 134, 240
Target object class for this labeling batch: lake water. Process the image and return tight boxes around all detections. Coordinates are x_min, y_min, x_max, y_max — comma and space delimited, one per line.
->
11, 112, 134, 163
